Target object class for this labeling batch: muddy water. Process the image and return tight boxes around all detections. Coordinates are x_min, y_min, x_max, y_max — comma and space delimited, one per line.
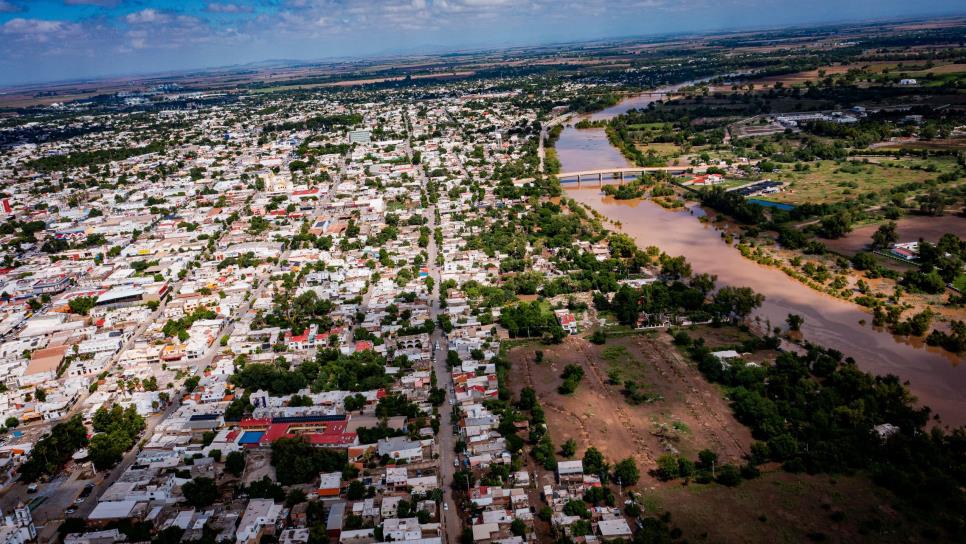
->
556, 87, 966, 425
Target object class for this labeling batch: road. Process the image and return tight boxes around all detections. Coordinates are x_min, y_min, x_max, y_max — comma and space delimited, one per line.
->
406, 108, 460, 542
426, 203, 460, 542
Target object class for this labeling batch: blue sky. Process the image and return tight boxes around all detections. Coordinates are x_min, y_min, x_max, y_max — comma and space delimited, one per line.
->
0, 0, 963, 86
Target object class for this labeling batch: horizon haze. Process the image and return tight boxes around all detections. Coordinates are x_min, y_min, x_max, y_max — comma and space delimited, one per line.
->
1, 0, 965, 86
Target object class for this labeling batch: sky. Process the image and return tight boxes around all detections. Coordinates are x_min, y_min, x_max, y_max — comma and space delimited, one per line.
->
0, 0, 963, 86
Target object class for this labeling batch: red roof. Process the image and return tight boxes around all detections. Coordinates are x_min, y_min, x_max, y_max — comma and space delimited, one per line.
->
239, 418, 271, 428
355, 340, 373, 352
307, 432, 357, 446
291, 188, 319, 196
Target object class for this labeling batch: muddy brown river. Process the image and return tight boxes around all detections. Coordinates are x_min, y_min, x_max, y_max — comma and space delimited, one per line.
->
556, 87, 966, 426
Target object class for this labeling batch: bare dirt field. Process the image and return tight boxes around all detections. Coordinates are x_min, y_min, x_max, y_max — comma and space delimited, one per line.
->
823, 214, 966, 257
506, 331, 754, 487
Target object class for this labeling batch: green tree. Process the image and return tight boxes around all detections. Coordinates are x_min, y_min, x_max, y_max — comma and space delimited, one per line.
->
68, 296, 97, 316
656, 454, 680, 481
271, 437, 347, 485
712, 286, 764, 322
786, 314, 804, 332
346, 479, 366, 500
871, 221, 898, 250
582, 447, 606, 476
182, 477, 219, 508
561, 439, 577, 458
225, 451, 246, 477
612, 457, 640, 486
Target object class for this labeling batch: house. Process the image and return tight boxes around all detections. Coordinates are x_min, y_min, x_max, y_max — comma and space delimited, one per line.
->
278, 528, 309, 544
0, 506, 35, 544
382, 518, 421, 542
557, 460, 583, 483
318, 472, 341, 497
597, 518, 633, 541
711, 350, 745, 370
553, 309, 578, 335
889, 241, 919, 262
236, 499, 283, 544
377, 436, 423, 462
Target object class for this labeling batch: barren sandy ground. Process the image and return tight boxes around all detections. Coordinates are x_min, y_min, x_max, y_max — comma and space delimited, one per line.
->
507, 332, 753, 488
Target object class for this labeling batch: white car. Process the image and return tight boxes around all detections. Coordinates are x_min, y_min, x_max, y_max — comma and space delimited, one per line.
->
443, 503, 449, 511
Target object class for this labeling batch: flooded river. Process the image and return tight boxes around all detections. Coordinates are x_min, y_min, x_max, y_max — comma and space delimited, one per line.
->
556, 87, 966, 425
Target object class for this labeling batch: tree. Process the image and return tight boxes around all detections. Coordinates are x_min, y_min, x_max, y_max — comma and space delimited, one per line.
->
510, 518, 527, 537
346, 479, 366, 500
818, 211, 853, 239
786, 314, 804, 332
716, 464, 742, 486
561, 439, 577, 458
871, 221, 898, 250
182, 477, 219, 508
612, 457, 640, 486
712, 286, 764, 322
19, 416, 88, 482
518, 387, 537, 411
558, 364, 585, 394
918, 190, 946, 217
88, 405, 145, 471
272, 437, 347, 485
4, 416, 18, 428
68, 296, 96, 316
225, 451, 246, 477
582, 447, 606, 476
655, 454, 680, 481
343, 393, 367, 412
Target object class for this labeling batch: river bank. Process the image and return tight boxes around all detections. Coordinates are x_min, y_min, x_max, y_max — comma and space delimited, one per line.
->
553, 85, 966, 426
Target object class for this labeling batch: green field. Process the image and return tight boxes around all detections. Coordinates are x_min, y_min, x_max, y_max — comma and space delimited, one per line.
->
763, 158, 961, 205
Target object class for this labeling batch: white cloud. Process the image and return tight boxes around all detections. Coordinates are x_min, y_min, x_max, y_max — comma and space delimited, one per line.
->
0, 17, 78, 43
125, 8, 170, 24
206, 2, 254, 14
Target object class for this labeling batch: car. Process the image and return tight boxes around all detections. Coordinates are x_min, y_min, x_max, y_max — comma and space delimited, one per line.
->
75, 497, 85, 504
26, 483, 38, 494
65, 507, 76, 515
453, 459, 459, 467
443, 503, 449, 511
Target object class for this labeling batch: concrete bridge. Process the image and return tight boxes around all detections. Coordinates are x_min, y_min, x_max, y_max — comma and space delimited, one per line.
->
513, 165, 694, 187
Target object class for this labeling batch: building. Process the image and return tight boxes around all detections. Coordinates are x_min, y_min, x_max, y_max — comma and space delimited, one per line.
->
348, 130, 371, 144
236, 499, 283, 544
318, 472, 341, 497
597, 518, 632, 541
377, 436, 423, 462
557, 460, 583, 483
0, 505, 35, 544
